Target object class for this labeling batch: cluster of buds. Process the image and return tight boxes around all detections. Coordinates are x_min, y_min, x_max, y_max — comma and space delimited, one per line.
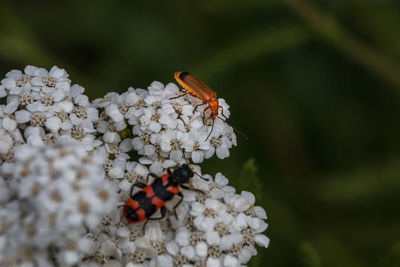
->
0, 66, 268, 266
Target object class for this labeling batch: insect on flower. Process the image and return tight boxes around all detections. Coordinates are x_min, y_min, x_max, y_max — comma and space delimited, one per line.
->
173, 71, 228, 140
122, 164, 207, 226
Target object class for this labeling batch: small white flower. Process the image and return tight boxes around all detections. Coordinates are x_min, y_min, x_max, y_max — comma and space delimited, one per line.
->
0, 143, 117, 266
0, 67, 267, 266
30, 66, 71, 92
195, 242, 208, 257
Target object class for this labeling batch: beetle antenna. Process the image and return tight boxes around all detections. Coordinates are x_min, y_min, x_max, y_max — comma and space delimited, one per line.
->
195, 172, 209, 181
169, 92, 189, 100
182, 148, 189, 165
205, 118, 215, 141
216, 117, 248, 140
182, 148, 209, 181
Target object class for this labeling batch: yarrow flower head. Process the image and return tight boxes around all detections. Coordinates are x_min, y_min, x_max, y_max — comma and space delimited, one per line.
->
93, 81, 236, 168
0, 66, 99, 151
0, 143, 117, 266
80, 168, 268, 266
0, 65, 268, 267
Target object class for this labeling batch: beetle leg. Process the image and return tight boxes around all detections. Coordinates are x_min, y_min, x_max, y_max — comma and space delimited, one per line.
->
180, 184, 206, 195
130, 182, 147, 197
142, 206, 167, 232
194, 102, 207, 112
170, 92, 189, 100
202, 106, 211, 124
146, 172, 159, 184
149, 206, 167, 220
173, 192, 184, 219
178, 117, 187, 128
205, 118, 215, 141
167, 167, 175, 175
142, 220, 149, 232
218, 105, 227, 120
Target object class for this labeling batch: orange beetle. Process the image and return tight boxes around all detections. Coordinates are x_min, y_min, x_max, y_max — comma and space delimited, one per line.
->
174, 71, 223, 119
173, 71, 226, 140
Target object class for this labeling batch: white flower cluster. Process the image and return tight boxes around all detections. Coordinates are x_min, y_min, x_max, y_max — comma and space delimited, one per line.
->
93, 81, 236, 166
0, 66, 268, 267
0, 66, 99, 152
81, 170, 268, 267
0, 144, 117, 266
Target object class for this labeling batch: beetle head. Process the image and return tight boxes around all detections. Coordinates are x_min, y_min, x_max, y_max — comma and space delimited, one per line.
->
208, 99, 219, 118
171, 164, 194, 184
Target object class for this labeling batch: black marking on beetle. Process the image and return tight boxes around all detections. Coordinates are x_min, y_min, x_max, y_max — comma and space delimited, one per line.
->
179, 71, 190, 81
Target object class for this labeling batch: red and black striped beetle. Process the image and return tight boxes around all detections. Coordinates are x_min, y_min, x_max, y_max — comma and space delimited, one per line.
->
122, 164, 206, 224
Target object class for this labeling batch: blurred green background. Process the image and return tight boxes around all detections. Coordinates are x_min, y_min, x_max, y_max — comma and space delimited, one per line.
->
2, 0, 400, 266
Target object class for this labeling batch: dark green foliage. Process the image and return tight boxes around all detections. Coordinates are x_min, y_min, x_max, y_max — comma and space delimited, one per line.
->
299, 241, 321, 267
238, 158, 262, 197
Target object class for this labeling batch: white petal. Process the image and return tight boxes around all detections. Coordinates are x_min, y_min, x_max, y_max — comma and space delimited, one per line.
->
108, 166, 124, 179
255, 234, 270, 248
15, 110, 31, 123
157, 255, 173, 267
191, 151, 204, 163
2, 117, 16, 131
254, 206, 267, 219
216, 144, 229, 159
74, 94, 88, 106
149, 121, 161, 132
27, 101, 46, 112
181, 246, 195, 260
104, 132, 120, 143
215, 173, 229, 186
223, 255, 240, 267
144, 144, 156, 157
176, 229, 190, 246
207, 257, 221, 267
203, 147, 215, 159
205, 231, 220, 245
164, 82, 180, 95
96, 120, 109, 133
150, 81, 164, 90
170, 149, 182, 162
120, 138, 133, 152
241, 191, 255, 205
126, 92, 139, 105
27, 134, 44, 146
232, 213, 248, 231
238, 248, 252, 264
181, 105, 194, 116
24, 126, 44, 138
25, 65, 38, 75
195, 242, 208, 257
5, 101, 19, 114
50, 66, 67, 78
30, 76, 44, 86
191, 202, 206, 215
59, 251, 79, 266
133, 164, 148, 177
0, 86, 7, 97
6, 69, 22, 78
0, 139, 12, 154
246, 217, 261, 230
52, 88, 65, 101
53, 101, 73, 113
132, 137, 144, 150
45, 116, 62, 132
166, 241, 179, 256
